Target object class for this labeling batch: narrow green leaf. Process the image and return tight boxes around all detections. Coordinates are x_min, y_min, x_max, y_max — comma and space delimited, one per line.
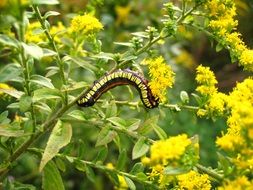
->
85, 164, 96, 183
0, 34, 18, 48
55, 157, 66, 172
0, 111, 10, 124
138, 115, 159, 134
130, 163, 144, 174
152, 125, 167, 140
132, 137, 149, 160
33, 88, 61, 102
114, 42, 133, 47
44, 11, 60, 19
39, 121, 72, 171
131, 32, 149, 38
163, 166, 189, 175
105, 101, 117, 118
0, 64, 21, 83
94, 146, 108, 164
32, 0, 59, 5
67, 110, 86, 121
116, 149, 127, 170
0, 88, 24, 99
42, 161, 65, 190
22, 43, 43, 60
19, 95, 32, 112
0, 125, 24, 137
95, 125, 117, 147
124, 177, 136, 190
127, 119, 141, 131
106, 117, 126, 128
31, 75, 54, 89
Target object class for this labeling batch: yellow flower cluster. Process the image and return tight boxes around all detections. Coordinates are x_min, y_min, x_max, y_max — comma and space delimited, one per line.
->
141, 134, 197, 187
218, 176, 253, 190
206, 0, 253, 71
141, 56, 175, 102
195, 65, 217, 96
177, 170, 211, 190
195, 65, 228, 117
69, 14, 103, 35
25, 22, 46, 44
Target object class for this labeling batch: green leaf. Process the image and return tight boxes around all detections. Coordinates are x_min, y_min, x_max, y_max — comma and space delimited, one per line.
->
33, 88, 61, 102
95, 125, 117, 147
39, 120, 72, 171
31, 75, 55, 89
180, 91, 189, 104
19, 95, 32, 112
44, 11, 60, 19
67, 110, 86, 121
124, 177, 136, 190
22, 43, 43, 60
114, 42, 133, 47
94, 146, 108, 164
92, 52, 115, 61
163, 166, 189, 175
32, 0, 59, 5
0, 125, 25, 137
135, 172, 148, 181
0, 111, 10, 124
152, 125, 167, 140
127, 119, 141, 131
105, 101, 117, 118
132, 137, 149, 160
116, 149, 127, 170
0, 88, 23, 99
106, 117, 126, 128
131, 32, 149, 38
130, 163, 144, 174
0, 34, 19, 48
0, 64, 21, 83
55, 157, 66, 172
138, 115, 159, 134
42, 161, 65, 190
85, 164, 96, 183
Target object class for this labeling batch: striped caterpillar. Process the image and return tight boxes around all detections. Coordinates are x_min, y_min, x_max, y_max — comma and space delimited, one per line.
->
77, 69, 159, 108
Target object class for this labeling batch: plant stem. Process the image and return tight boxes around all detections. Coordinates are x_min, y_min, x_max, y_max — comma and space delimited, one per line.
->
18, 2, 37, 132
97, 99, 199, 111
32, 5, 68, 105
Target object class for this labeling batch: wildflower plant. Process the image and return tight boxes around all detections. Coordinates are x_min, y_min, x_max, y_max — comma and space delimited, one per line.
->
0, 0, 252, 189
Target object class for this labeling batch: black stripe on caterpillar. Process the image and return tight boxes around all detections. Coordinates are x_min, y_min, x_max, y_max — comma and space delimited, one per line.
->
77, 69, 159, 108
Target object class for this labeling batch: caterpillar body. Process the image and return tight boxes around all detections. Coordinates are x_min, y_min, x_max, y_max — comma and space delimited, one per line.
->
77, 69, 159, 109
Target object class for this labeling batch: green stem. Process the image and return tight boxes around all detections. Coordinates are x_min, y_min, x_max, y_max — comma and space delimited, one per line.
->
18, 2, 37, 132
97, 99, 200, 111
196, 164, 223, 182
32, 5, 68, 105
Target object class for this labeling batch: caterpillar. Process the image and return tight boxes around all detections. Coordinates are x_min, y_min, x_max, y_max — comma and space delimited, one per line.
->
77, 69, 159, 108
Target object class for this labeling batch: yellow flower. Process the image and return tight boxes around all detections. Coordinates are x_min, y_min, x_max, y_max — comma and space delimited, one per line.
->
150, 134, 191, 165
206, 92, 228, 117
50, 22, 67, 43
239, 49, 253, 71
0, 83, 13, 98
218, 176, 253, 190
177, 170, 211, 190
69, 14, 103, 35
115, 5, 131, 26
25, 21, 46, 44
216, 131, 244, 151
141, 56, 175, 102
195, 65, 217, 96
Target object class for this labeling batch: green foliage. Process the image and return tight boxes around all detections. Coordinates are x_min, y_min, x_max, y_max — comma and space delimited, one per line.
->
0, 0, 252, 189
